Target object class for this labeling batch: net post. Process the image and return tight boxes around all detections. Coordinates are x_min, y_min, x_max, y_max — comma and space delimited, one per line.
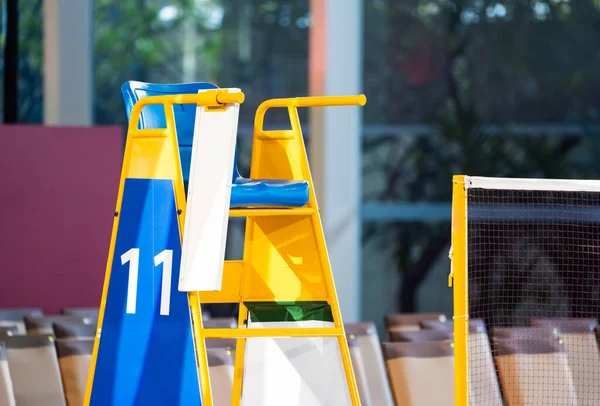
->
452, 174, 469, 406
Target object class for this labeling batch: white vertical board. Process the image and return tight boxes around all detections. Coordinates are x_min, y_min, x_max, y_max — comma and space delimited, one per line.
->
178, 88, 240, 292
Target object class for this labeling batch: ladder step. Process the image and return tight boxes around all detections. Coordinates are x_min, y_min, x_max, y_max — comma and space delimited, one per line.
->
229, 207, 315, 217
201, 327, 343, 338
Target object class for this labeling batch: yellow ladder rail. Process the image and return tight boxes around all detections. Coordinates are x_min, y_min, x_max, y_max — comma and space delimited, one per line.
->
193, 94, 367, 406
84, 90, 246, 406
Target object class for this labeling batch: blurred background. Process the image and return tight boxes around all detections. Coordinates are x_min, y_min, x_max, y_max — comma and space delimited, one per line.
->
2, 0, 600, 336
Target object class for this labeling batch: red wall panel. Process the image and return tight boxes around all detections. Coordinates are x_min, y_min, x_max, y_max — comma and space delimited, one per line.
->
0, 125, 123, 314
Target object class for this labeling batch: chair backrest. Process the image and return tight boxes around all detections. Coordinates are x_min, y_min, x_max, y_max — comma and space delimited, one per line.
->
204, 317, 237, 329
531, 318, 600, 405
492, 326, 559, 340
0, 309, 44, 335
345, 331, 372, 405
55, 339, 94, 406
61, 307, 99, 322
344, 322, 394, 406
0, 341, 16, 406
207, 347, 234, 406
4, 335, 66, 406
0, 327, 18, 338
390, 329, 453, 342
419, 319, 453, 332
53, 321, 95, 340
493, 336, 577, 405
382, 340, 454, 405
468, 319, 503, 406
24, 315, 89, 336
384, 313, 447, 336
121, 81, 242, 183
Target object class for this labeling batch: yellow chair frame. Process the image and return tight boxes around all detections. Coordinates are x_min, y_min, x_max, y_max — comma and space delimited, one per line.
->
196, 94, 366, 406
85, 89, 366, 406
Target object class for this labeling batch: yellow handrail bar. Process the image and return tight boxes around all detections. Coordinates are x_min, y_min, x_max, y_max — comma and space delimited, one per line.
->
128, 90, 245, 134
254, 94, 366, 134
133, 91, 245, 108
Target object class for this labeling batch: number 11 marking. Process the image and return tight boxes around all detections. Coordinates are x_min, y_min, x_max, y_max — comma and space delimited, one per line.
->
121, 248, 173, 316
154, 249, 172, 316
121, 248, 139, 315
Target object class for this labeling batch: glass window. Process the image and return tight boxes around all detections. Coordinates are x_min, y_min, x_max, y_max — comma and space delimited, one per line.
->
0, 1, 44, 123
362, 0, 600, 324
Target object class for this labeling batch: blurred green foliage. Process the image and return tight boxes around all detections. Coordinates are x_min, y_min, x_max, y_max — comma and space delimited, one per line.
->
0, 0, 308, 126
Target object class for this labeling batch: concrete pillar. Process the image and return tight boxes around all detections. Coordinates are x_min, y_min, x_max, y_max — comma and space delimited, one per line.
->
44, 0, 93, 125
309, 0, 363, 322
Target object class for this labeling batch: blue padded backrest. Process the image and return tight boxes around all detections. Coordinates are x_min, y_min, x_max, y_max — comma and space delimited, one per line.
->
121, 81, 242, 182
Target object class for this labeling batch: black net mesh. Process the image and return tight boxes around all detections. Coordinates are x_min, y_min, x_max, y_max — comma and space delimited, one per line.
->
467, 186, 600, 406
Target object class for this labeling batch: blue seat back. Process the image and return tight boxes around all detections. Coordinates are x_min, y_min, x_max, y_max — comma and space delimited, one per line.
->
121, 81, 241, 182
